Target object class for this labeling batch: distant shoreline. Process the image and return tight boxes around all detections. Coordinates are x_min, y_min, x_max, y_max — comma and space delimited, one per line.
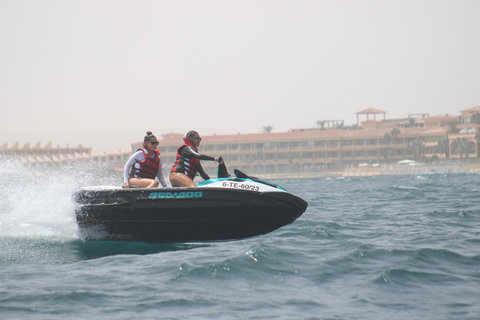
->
253, 163, 480, 180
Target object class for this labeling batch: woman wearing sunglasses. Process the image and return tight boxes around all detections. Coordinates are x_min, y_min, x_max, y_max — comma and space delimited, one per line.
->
170, 130, 222, 187
123, 131, 167, 188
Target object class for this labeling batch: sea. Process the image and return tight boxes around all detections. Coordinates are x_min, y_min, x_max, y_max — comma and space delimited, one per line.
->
1, 163, 480, 320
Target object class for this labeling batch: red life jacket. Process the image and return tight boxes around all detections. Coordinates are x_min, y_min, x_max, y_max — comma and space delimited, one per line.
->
171, 138, 200, 180
130, 148, 160, 179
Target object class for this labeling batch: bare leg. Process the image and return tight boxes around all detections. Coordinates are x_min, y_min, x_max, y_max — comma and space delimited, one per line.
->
128, 177, 160, 188
169, 172, 196, 187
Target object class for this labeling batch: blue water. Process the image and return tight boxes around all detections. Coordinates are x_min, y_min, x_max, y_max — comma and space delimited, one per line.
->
1, 168, 480, 319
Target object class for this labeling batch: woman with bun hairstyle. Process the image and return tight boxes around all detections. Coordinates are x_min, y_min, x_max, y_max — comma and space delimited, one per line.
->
123, 131, 167, 188
170, 130, 222, 187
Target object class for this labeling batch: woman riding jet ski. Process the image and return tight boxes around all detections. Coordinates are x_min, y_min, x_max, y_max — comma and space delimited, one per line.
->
123, 131, 167, 189
170, 130, 224, 187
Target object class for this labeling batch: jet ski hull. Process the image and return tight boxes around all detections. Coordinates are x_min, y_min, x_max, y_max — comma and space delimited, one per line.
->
74, 186, 307, 242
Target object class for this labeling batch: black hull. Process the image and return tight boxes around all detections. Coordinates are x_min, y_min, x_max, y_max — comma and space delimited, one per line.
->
74, 187, 307, 242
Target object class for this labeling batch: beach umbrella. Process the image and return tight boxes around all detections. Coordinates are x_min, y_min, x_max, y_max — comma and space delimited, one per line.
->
397, 159, 416, 164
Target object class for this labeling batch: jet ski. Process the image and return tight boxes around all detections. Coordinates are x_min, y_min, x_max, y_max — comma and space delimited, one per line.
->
74, 169, 308, 242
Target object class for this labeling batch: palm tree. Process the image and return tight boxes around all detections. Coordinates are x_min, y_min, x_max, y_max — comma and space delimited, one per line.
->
471, 113, 480, 124
390, 128, 401, 144
451, 138, 459, 157
390, 127, 401, 138
316, 120, 326, 130
381, 128, 400, 160
380, 147, 394, 160
448, 122, 457, 134
435, 137, 450, 159
383, 132, 392, 145
407, 118, 416, 127
262, 125, 274, 133
407, 139, 424, 160
452, 138, 475, 159
381, 133, 394, 161
349, 123, 361, 130
334, 121, 345, 129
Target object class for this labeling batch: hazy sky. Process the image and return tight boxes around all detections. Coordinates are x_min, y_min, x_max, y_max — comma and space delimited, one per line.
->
1, 0, 480, 151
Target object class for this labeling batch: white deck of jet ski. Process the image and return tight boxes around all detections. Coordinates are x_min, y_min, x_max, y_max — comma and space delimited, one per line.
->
79, 177, 286, 193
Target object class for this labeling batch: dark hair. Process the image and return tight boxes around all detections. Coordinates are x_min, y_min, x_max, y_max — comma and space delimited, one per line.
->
186, 130, 199, 139
144, 131, 156, 142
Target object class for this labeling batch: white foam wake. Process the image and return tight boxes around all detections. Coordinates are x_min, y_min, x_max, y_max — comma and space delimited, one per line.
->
0, 160, 121, 241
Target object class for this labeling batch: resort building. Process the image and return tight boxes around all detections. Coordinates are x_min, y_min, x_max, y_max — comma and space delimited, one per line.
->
448, 106, 480, 160
0, 141, 130, 170
130, 107, 480, 177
